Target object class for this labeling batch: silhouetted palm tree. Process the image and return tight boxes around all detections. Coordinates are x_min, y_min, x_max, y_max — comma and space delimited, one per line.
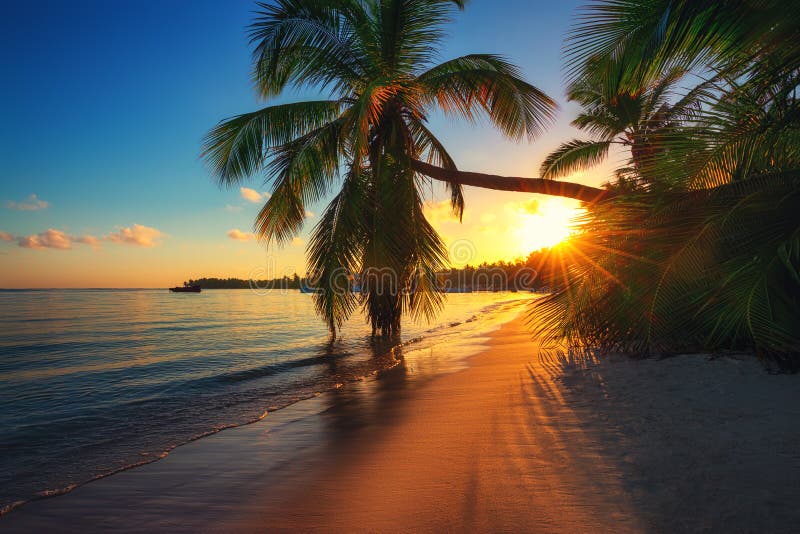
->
532, 0, 800, 359
203, 0, 556, 336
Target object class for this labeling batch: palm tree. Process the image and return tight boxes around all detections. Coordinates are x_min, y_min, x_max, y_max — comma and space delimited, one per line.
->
539, 66, 698, 186
203, 0, 557, 336
530, 0, 800, 361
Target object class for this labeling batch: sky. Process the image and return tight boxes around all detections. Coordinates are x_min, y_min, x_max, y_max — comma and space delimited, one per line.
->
0, 0, 619, 288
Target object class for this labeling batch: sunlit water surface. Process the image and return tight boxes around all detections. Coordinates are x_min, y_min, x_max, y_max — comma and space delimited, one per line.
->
0, 289, 532, 513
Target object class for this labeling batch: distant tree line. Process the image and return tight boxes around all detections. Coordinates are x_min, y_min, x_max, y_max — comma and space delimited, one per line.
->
185, 248, 562, 291
184, 274, 302, 289
436, 249, 561, 291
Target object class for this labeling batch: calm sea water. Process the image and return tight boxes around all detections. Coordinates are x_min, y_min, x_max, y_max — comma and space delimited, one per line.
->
0, 288, 531, 513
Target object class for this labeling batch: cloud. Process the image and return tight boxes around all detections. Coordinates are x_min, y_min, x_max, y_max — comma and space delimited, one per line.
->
74, 235, 101, 247
9, 224, 162, 250
225, 204, 243, 213
106, 224, 164, 247
17, 229, 73, 250
6, 194, 50, 211
227, 228, 257, 241
424, 199, 462, 225
291, 237, 305, 247
241, 187, 269, 203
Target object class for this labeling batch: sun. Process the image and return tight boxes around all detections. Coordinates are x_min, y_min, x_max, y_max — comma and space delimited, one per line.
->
514, 197, 580, 252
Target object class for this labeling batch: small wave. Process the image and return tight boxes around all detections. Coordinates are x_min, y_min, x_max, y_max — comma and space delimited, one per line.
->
214, 353, 352, 384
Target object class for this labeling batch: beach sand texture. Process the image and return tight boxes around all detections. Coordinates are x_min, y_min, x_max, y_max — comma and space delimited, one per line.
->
4, 313, 800, 532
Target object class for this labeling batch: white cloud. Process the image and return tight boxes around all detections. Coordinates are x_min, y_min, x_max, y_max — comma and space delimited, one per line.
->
17, 229, 73, 250
6, 194, 50, 211
227, 228, 257, 241
225, 204, 243, 213
424, 199, 462, 225
305, 210, 315, 218
106, 224, 164, 247
240, 187, 270, 203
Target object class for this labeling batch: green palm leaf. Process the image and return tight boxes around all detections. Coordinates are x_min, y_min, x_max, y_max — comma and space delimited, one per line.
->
256, 118, 345, 244
308, 166, 369, 331
540, 139, 612, 179
418, 54, 557, 140
202, 100, 343, 186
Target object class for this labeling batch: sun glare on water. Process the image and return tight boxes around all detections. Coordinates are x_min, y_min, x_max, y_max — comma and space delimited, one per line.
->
514, 197, 580, 252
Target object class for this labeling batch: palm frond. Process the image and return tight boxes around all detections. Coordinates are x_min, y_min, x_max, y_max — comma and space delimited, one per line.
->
249, 0, 366, 96
254, 118, 344, 244
565, 0, 798, 89
308, 166, 369, 332
407, 118, 464, 219
571, 109, 626, 139
534, 174, 800, 360
202, 100, 343, 186
540, 139, 612, 179
374, 0, 464, 74
418, 54, 557, 140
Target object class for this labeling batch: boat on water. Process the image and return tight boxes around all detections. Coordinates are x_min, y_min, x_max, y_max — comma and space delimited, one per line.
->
299, 285, 322, 294
170, 284, 201, 293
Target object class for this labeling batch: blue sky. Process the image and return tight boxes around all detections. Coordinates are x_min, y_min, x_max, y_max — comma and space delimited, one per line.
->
0, 0, 611, 287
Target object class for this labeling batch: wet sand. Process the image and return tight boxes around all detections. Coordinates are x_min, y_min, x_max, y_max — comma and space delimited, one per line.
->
4, 312, 800, 532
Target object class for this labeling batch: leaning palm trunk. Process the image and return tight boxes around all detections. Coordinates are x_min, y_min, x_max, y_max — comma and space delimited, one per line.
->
410, 160, 611, 202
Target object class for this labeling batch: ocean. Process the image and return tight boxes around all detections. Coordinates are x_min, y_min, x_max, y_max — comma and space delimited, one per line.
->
0, 288, 532, 514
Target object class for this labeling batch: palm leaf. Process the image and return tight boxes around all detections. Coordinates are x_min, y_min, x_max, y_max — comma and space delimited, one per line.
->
255, 118, 345, 244
540, 139, 612, 179
308, 166, 369, 332
249, 0, 367, 96
407, 118, 464, 219
202, 100, 343, 186
417, 54, 557, 140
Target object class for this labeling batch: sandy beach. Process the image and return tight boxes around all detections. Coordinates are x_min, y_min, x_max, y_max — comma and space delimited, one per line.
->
4, 310, 800, 532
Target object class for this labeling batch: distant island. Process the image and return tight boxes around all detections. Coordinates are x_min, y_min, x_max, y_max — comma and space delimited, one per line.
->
181, 275, 305, 290
183, 250, 559, 291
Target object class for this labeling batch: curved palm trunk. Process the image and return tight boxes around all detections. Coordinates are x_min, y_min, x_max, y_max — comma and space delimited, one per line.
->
411, 160, 612, 203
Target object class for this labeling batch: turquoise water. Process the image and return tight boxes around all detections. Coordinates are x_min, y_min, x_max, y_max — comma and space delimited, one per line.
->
0, 289, 531, 513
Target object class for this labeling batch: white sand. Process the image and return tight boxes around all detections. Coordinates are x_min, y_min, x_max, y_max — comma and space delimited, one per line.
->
551, 349, 800, 532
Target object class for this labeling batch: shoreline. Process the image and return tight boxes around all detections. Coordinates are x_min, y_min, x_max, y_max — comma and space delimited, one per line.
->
4, 307, 800, 531
0, 294, 530, 518
0, 299, 527, 525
